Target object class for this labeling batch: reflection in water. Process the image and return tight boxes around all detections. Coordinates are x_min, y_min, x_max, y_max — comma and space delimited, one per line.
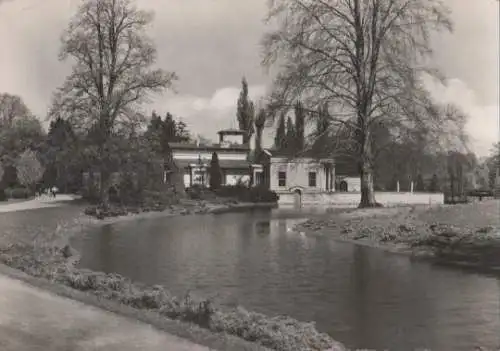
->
73, 209, 500, 350
255, 221, 270, 236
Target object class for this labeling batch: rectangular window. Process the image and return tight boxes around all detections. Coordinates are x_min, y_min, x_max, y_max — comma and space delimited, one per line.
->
308, 172, 317, 187
254, 171, 263, 185
278, 171, 287, 187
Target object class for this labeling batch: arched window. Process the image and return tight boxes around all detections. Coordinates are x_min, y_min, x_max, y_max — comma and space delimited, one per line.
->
339, 180, 348, 192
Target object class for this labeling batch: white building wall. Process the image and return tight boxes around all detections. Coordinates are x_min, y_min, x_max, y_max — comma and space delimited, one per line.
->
278, 192, 445, 206
338, 176, 361, 192
269, 158, 330, 193
183, 173, 191, 188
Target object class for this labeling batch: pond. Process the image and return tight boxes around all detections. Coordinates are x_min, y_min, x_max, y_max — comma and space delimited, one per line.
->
72, 208, 500, 350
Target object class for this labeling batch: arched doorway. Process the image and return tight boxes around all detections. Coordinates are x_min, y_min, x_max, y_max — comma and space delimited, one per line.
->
339, 180, 348, 192
293, 189, 302, 207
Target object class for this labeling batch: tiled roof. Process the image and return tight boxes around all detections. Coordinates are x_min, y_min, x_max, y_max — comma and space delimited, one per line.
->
335, 155, 359, 176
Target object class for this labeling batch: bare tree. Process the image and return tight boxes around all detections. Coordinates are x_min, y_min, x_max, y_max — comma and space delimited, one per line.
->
262, 0, 462, 207
0, 93, 32, 128
49, 0, 177, 208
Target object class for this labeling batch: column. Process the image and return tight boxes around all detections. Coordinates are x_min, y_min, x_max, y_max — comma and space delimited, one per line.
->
325, 164, 329, 191
330, 165, 334, 192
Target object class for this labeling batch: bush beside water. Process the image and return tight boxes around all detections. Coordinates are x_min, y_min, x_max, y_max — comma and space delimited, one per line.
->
0, 243, 342, 351
0, 187, 32, 201
0, 188, 7, 201
85, 185, 279, 220
188, 184, 279, 203
2, 187, 31, 199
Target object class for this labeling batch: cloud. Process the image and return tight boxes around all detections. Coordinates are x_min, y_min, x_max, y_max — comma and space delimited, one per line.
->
431, 0, 499, 105
424, 77, 499, 157
0, 0, 269, 113
0, 0, 497, 157
151, 85, 267, 141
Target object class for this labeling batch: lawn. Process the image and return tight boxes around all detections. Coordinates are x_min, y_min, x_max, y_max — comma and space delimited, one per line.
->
300, 200, 500, 274
416, 200, 500, 229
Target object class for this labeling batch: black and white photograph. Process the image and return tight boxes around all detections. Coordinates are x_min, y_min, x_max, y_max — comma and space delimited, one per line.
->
0, 0, 499, 350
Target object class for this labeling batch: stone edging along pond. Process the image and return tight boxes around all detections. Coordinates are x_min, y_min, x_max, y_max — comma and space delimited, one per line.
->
0, 204, 346, 351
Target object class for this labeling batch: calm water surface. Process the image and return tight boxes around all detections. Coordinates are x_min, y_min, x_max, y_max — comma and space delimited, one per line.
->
73, 208, 500, 350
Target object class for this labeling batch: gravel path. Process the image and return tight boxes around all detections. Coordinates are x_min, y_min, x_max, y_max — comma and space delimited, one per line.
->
0, 195, 79, 213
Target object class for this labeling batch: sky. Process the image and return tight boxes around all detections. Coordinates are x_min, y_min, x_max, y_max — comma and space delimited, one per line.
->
0, 0, 498, 157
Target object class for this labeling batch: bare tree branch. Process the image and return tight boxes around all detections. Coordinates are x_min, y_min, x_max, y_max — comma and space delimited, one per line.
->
48, 0, 177, 208
262, 0, 455, 207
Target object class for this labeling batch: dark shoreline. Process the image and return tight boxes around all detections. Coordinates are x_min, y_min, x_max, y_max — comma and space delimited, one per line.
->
84, 201, 278, 221
0, 201, 345, 351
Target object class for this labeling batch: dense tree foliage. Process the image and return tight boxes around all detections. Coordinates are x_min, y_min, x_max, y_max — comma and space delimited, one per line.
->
42, 117, 82, 192
0, 95, 46, 189
209, 152, 222, 190
253, 108, 266, 163
293, 101, 305, 153
236, 77, 255, 144
145, 112, 191, 153
0, 93, 32, 128
273, 113, 286, 150
284, 116, 296, 155
15, 149, 44, 192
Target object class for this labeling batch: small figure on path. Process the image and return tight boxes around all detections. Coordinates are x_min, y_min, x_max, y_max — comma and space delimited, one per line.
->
51, 186, 58, 198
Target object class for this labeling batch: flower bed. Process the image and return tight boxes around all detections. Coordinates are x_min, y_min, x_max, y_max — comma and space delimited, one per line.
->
0, 242, 344, 351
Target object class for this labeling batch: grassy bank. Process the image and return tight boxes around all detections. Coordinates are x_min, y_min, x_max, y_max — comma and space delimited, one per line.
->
0, 207, 344, 351
299, 200, 500, 275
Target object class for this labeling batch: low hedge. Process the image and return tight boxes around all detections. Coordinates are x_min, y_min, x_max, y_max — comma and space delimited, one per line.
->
186, 185, 217, 201
467, 189, 494, 198
5, 187, 31, 199
215, 185, 278, 203
247, 186, 279, 203
0, 243, 342, 351
215, 184, 249, 198
84, 203, 167, 220
186, 185, 278, 204
0, 188, 7, 201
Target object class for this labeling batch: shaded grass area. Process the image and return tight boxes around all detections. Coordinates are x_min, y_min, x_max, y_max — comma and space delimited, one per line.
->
0, 209, 344, 351
300, 200, 500, 275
